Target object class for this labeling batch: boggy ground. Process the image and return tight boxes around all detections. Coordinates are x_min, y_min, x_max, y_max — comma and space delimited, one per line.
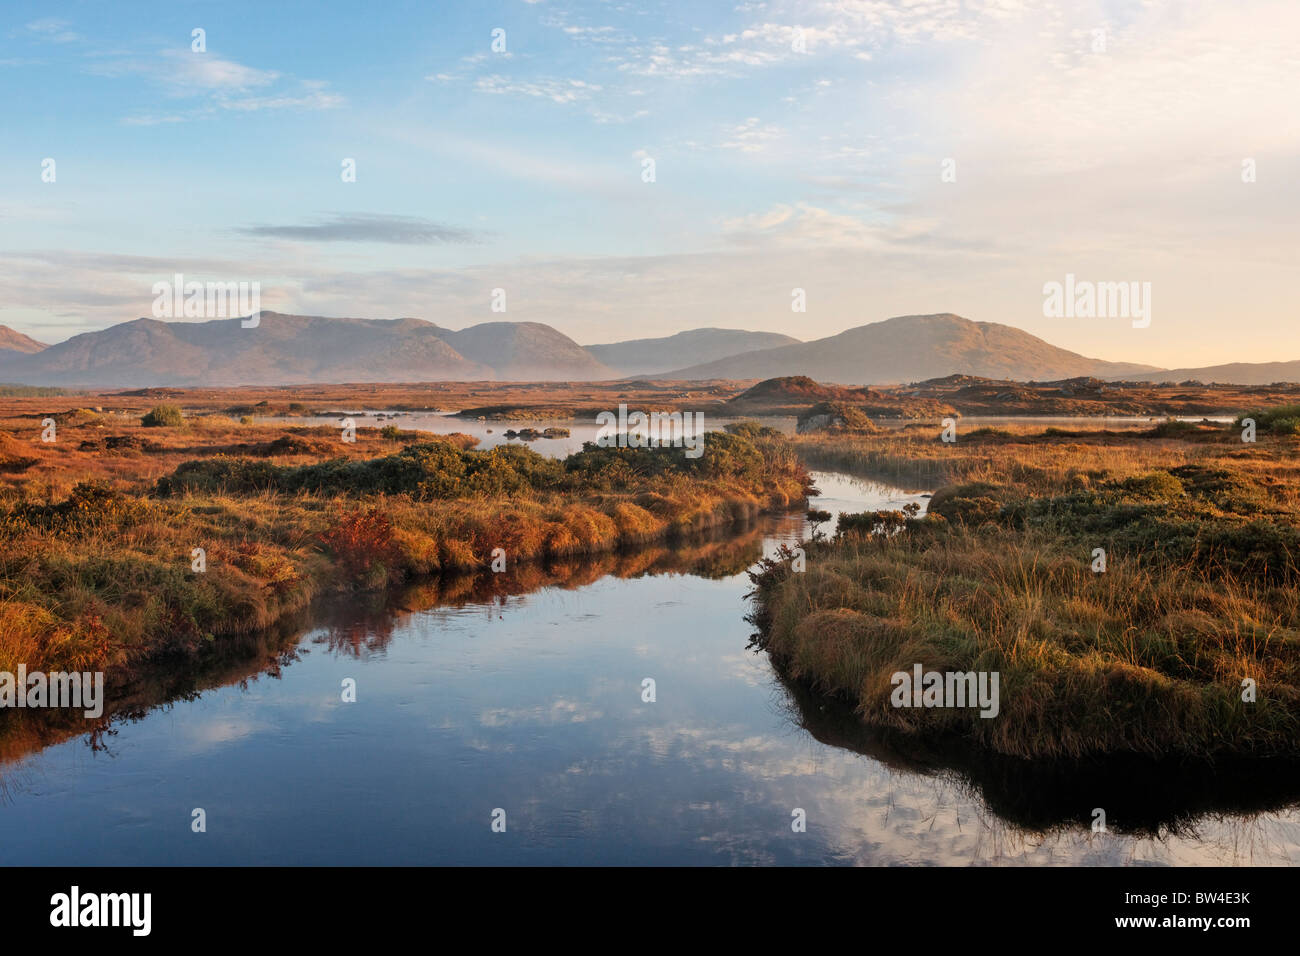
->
750, 406, 1300, 761
4, 374, 1299, 427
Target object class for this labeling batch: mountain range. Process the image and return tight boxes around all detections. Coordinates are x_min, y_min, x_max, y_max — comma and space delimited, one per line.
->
0, 311, 1295, 388
0, 313, 798, 387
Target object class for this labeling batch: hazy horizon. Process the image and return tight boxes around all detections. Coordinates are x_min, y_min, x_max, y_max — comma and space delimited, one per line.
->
4, 0, 1297, 368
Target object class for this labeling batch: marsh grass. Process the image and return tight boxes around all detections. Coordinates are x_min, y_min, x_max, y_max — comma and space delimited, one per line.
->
0, 424, 809, 691
750, 423, 1300, 759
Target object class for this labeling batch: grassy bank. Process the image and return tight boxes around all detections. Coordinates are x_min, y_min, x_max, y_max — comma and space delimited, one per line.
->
0, 422, 809, 694
752, 421, 1300, 759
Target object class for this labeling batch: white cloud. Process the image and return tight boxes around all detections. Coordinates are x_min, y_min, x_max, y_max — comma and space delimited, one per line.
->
161, 51, 279, 93
92, 49, 341, 119
25, 18, 81, 43
717, 117, 785, 152
473, 74, 603, 104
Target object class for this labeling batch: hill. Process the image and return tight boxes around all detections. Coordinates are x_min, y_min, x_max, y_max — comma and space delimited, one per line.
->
725, 375, 956, 418
0, 313, 616, 387
585, 328, 799, 377
0, 313, 492, 387
0, 326, 49, 355
664, 314, 1159, 385
439, 321, 611, 381
1108, 361, 1300, 386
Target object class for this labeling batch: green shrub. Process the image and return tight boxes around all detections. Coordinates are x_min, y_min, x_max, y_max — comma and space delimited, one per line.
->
1238, 404, 1300, 434
1111, 471, 1184, 501
154, 430, 809, 503
141, 404, 184, 427
1146, 418, 1199, 438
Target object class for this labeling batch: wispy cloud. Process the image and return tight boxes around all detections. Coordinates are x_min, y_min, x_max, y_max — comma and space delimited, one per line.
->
236, 214, 485, 245
716, 117, 784, 153
473, 74, 603, 104
25, 18, 82, 44
92, 49, 277, 93
91, 49, 342, 120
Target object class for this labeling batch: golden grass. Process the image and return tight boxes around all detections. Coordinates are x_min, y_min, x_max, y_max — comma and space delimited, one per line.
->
750, 424, 1300, 759
0, 422, 808, 692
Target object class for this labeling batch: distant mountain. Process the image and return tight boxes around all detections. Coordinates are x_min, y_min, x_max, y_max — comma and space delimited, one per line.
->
0, 325, 48, 355
0, 312, 616, 387
439, 321, 612, 381
585, 328, 800, 377
663, 313, 1160, 384
1107, 361, 1300, 386
0, 313, 493, 387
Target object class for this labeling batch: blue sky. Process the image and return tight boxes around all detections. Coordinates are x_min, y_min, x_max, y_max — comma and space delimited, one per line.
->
3, 0, 1298, 368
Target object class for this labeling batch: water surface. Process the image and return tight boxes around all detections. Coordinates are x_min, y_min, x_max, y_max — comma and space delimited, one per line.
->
257, 410, 726, 458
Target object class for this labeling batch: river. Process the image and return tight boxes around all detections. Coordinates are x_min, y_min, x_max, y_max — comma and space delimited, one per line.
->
1, 471, 1298, 865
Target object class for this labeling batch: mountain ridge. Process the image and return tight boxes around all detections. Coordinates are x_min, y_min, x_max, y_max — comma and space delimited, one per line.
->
0, 326, 49, 355
659, 313, 1160, 384
1105, 361, 1300, 387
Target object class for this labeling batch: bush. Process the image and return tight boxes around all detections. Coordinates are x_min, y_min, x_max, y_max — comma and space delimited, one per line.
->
1111, 471, 1184, 501
141, 404, 184, 427
1146, 418, 1199, 438
928, 482, 1012, 525
836, 502, 920, 538
0, 480, 154, 537
156, 440, 567, 499
1238, 404, 1300, 434
317, 508, 401, 585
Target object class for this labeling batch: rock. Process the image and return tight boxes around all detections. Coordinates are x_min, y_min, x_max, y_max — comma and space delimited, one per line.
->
795, 401, 883, 435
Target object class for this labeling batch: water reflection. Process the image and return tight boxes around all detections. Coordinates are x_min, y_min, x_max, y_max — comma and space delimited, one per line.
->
776, 672, 1300, 840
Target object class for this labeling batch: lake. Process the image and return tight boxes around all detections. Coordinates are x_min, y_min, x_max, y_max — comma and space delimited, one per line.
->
255, 409, 725, 458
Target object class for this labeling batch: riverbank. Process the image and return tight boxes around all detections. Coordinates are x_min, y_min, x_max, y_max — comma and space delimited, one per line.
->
0, 421, 810, 700
753, 416, 1300, 760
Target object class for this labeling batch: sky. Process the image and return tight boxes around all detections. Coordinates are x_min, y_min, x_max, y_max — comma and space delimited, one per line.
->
1, 0, 1297, 369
